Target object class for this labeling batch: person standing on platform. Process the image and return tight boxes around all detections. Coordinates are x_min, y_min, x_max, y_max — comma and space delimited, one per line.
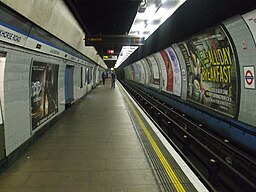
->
111, 72, 116, 89
102, 72, 106, 85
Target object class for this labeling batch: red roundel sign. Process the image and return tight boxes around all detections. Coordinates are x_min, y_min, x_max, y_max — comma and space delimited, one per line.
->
244, 66, 255, 89
245, 70, 254, 85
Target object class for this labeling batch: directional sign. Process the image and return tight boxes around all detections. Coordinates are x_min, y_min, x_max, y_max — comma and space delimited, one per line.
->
103, 55, 117, 61
244, 66, 255, 89
85, 35, 145, 46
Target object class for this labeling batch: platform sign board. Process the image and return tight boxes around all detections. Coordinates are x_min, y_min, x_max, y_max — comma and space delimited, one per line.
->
103, 55, 117, 60
178, 25, 238, 117
31, 61, 59, 130
244, 66, 255, 89
85, 35, 145, 46
0, 23, 28, 47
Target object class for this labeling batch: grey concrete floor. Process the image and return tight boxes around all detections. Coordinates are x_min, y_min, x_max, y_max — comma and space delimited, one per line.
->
0, 79, 160, 192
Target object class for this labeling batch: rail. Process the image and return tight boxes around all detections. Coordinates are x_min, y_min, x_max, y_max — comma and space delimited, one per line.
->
121, 80, 256, 192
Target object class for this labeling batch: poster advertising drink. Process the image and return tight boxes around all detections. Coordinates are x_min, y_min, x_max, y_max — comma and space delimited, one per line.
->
146, 55, 160, 88
178, 25, 237, 116
31, 61, 59, 130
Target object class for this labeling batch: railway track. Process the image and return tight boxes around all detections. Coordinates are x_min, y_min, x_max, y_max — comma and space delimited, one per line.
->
121, 80, 256, 192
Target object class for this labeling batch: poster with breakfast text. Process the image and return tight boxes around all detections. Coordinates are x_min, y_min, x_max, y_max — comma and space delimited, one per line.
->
178, 26, 238, 116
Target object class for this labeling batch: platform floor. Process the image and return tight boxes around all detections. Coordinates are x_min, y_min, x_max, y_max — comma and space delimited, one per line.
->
0, 79, 160, 192
0, 79, 208, 192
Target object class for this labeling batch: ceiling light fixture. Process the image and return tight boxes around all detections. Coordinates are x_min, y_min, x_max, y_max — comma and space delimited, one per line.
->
115, 0, 186, 68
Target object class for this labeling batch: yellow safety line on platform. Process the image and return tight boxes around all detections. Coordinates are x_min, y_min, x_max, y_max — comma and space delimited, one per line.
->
122, 89, 186, 192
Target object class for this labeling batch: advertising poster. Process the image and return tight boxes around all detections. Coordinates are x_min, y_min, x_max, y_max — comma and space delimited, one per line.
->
136, 60, 145, 84
124, 66, 129, 80
141, 59, 150, 84
124, 65, 131, 80
84, 67, 88, 84
154, 52, 167, 91
146, 55, 160, 87
80, 67, 83, 88
132, 63, 140, 81
88, 68, 92, 84
160, 50, 174, 93
178, 26, 237, 116
165, 47, 182, 96
31, 61, 59, 130
159, 48, 181, 96
127, 65, 134, 80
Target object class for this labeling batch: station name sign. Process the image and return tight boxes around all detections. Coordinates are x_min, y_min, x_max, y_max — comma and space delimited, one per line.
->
85, 35, 145, 46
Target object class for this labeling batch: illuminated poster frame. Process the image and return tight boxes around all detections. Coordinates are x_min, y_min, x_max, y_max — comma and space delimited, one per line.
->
178, 25, 238, 116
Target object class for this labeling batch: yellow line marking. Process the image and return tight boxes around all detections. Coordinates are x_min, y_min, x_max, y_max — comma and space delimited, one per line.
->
122, 88, 186, 192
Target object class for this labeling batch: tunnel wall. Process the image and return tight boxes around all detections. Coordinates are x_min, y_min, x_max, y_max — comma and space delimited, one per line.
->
1, 0, 107, 68
123, 9, 256, 152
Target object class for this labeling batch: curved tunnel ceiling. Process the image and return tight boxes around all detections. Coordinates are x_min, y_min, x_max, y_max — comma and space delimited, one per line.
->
122, 0, 256, 68
65, 0, 256, 68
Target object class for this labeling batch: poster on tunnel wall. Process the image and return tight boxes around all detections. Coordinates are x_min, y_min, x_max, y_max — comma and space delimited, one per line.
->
146, 55, 160, 88
141, 58, 150, 84
158, 47, 181, 96
177, 25, 237, 116
132, 63, 140, 82
136, 60, 146, 84
31, 61, 59, 130
127, 65, 134, 80
88, 68, 92, 84
124, 67, 129, 80
154, 52, 167, 91
84, 67, 88, 84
